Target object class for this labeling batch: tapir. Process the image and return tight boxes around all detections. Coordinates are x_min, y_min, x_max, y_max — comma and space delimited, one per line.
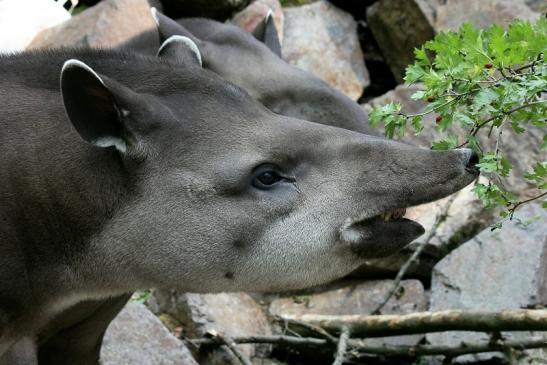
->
124, 9, 376, 134
0, 36, 478, 364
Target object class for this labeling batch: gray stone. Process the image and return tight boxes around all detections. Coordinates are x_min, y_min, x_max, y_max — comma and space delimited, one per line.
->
153, 291, 272, 365
101, 302, 198, 365
232, 0, 284, 44
427, 202, 547, 363
367, 0, 540, 82
525, 0, 547, 13
366, 0, 435, 83
160, 0, 251, 20
282, 1, 370, 100
29, 0, 157, 49
270, 279, 427, 346
431, 0, 540, 32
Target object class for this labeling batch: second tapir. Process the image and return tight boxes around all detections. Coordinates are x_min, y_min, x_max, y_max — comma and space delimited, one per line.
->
126, 9, 376, 134
0, 36, 478, 364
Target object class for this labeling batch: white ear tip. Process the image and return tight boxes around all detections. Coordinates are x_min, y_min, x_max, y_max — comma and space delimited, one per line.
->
265, 9, 273, 21
61, 59, 105, 85
62, 59, 89, 72
158, 35, 202, 67
150, 7, 159, 25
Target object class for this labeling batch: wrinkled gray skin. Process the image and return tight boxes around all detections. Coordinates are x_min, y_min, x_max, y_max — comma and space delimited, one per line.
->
0, 38, 477, 364
125, 10, 376, 134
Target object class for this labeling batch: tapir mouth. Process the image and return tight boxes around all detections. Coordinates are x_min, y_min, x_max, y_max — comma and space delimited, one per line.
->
339, 206, 425, 258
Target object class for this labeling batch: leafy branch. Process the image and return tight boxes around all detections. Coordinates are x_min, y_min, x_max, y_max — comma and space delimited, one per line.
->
369, 19, 547, 224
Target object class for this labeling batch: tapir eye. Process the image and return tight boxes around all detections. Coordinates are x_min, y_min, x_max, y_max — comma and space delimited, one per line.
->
252, 165, 291, 190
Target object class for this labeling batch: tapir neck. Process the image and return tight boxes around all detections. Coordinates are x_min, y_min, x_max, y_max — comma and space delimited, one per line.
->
0, 136, 131, 313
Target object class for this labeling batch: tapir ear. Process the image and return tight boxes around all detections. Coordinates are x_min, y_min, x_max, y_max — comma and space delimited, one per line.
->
60, 59, 132, 153
251, 10, 282, 58
157, 35, 202, 67
151, 8, 198, 44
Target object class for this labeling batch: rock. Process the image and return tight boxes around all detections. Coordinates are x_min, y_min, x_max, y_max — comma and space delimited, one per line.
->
160, 0, 251, 20
431, 0, 540, 32
101, 302, 198, 365
525, 0, 547, 13
282, 1, 370, 100
232, 0, 284, 44
366, 0, 436, 83
153, 291, 272, 365
0, 0, 70, 53
28, 0, 157, 49
367, 0, 540, 82
270, 279, 427, 346
427, 202, 547, 364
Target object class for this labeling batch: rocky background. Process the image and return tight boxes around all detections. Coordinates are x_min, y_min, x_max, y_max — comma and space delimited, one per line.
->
1, 0, 545, 364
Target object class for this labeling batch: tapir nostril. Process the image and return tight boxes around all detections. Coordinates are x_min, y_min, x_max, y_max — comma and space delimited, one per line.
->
468, 151, 479, 168
457, 148, 479, 174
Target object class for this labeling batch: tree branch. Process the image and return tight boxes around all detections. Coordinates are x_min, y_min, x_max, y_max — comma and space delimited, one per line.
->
471, 99, 547, 136
189, 334, 547, 358
332, 326, 350, 365
280, 309, 547, 337
349, 336, 547, 357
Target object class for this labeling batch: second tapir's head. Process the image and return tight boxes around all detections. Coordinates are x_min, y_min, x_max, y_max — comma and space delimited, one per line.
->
151, 10, 376, 134
61, 38, 478, 294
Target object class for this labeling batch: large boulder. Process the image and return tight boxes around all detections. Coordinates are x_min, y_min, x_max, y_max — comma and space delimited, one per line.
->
232, 0, 284, 44
367, 0, 540, 82
270, 279, 427, 346
101, 302, 198, 365
282, 0, 370, 100
427, 202, 547, 363
152, 291, 272, 365
159, 0, 251, 20
28, 0, 157, 49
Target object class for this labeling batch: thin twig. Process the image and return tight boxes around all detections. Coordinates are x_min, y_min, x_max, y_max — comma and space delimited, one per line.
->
332, 326, 350, 365
472, 99, 547, 136
508, 191, 547, 219
189, 335, 328, 348
403, 98, 458, 118
279, 317, 338, 343
370, 194, 457, 315
213, 333, 253, 365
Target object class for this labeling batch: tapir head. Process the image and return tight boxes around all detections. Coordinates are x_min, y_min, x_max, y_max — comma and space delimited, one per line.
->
60, 38, 478, 294
152, 10, 376, 134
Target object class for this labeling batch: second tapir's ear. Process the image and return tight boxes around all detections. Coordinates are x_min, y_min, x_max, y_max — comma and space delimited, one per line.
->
157, 35, 202, 67
60, 59, 134, 153
151, 8, 199, 45
251, 10, 282, 58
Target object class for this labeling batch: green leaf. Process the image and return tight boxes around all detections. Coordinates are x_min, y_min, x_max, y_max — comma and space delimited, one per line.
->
431, 135, 459, 150
404, 64, 428, 85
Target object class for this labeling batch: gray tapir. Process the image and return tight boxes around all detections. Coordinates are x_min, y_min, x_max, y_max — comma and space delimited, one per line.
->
0, 36, 478, 364
124, 9, 376, 134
